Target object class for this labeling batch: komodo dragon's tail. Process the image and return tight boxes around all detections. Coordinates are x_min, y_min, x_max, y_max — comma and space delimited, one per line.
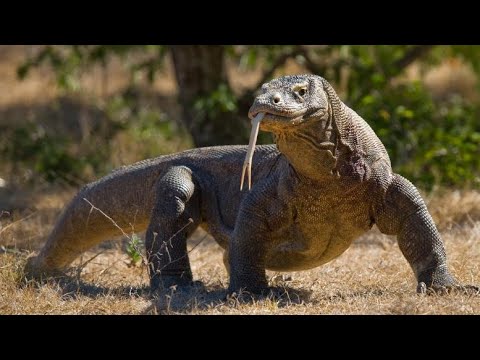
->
24, 161, 162, 279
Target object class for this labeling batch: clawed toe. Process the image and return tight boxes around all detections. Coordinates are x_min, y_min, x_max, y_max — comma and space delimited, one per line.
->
417, 282, 480, 295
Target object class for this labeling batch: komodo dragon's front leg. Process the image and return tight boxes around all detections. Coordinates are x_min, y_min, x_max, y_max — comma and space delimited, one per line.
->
227, 177, 291, 295
227, 201, 270, 294
146, 166, 201, 291
374, 174, 478, 294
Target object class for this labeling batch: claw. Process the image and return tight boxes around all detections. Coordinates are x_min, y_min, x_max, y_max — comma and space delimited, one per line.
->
416, 282, 427, 294
416, 282, 480, 296
240, 112, 264, 191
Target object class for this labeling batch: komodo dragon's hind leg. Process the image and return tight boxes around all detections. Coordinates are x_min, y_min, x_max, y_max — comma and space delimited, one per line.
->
146, 166, 201, 291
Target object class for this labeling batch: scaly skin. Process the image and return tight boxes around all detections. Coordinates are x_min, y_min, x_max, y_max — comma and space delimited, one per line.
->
25, 74, 478, 296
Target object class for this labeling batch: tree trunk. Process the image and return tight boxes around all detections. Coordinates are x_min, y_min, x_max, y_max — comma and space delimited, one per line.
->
170, 45, 248, 147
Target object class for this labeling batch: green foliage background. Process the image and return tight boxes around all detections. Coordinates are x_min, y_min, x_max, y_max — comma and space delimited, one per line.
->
4, 45, 480, 190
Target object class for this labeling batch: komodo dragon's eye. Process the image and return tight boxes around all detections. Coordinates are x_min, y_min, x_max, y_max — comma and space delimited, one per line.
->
298, 88, 307, 96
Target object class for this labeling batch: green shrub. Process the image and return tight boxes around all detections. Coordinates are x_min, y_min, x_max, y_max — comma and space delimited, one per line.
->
355, 82, 480, 189
1, 122, 85, 184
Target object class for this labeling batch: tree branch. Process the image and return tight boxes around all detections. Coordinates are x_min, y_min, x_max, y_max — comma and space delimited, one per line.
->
301, 50, 328, 75
253, 46, 306, 91
237, 46, 328, 119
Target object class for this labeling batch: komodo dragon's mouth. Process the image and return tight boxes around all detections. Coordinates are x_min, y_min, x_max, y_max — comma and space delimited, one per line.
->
240, 110, 300, 192
240, 110, 301, 191
249, 109, 307, 125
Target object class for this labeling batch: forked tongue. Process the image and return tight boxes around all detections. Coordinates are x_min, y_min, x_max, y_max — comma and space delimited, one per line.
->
240, 112, 264, 191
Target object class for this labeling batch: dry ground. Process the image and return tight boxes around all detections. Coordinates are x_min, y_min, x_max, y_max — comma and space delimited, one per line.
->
1, 188, 479, 315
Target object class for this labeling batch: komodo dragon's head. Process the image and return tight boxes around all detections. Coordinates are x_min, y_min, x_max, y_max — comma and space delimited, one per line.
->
248, 74, 331, 132
240, 74, 337, 190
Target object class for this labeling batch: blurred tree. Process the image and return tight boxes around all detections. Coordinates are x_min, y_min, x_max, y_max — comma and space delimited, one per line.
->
170, 45, 245, 146
15, 45, 480, 189
14, 45, 445, 146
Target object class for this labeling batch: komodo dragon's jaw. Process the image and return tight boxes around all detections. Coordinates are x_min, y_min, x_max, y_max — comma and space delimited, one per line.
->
248, 74, 329, 132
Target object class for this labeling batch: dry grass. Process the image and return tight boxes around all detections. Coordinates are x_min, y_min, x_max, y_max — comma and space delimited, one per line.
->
0, 187, 479, 315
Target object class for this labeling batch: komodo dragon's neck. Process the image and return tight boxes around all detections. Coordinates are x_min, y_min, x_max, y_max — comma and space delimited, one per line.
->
247, 74, 384, 185
275, 112, 340, 182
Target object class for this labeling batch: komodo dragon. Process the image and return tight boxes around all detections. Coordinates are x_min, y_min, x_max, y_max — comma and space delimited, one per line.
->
25, 74, 478, 295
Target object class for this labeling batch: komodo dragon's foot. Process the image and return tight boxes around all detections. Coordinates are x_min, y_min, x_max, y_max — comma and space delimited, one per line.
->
150, 273, 198, 293
150, 273, 204, 296
152, 280, 205, 312
416, 267, 479, 295
225, 274, 296, 303
226, 286, 293, 304
22, 255, 65, 284
417, 282, 480, 295
227, 284, 268, 298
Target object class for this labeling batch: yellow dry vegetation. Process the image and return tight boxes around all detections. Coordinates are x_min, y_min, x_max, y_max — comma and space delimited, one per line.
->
1, 188, 479, 315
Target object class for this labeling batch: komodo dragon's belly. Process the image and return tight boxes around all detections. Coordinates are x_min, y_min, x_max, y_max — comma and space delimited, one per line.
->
265, 190, 374, 272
